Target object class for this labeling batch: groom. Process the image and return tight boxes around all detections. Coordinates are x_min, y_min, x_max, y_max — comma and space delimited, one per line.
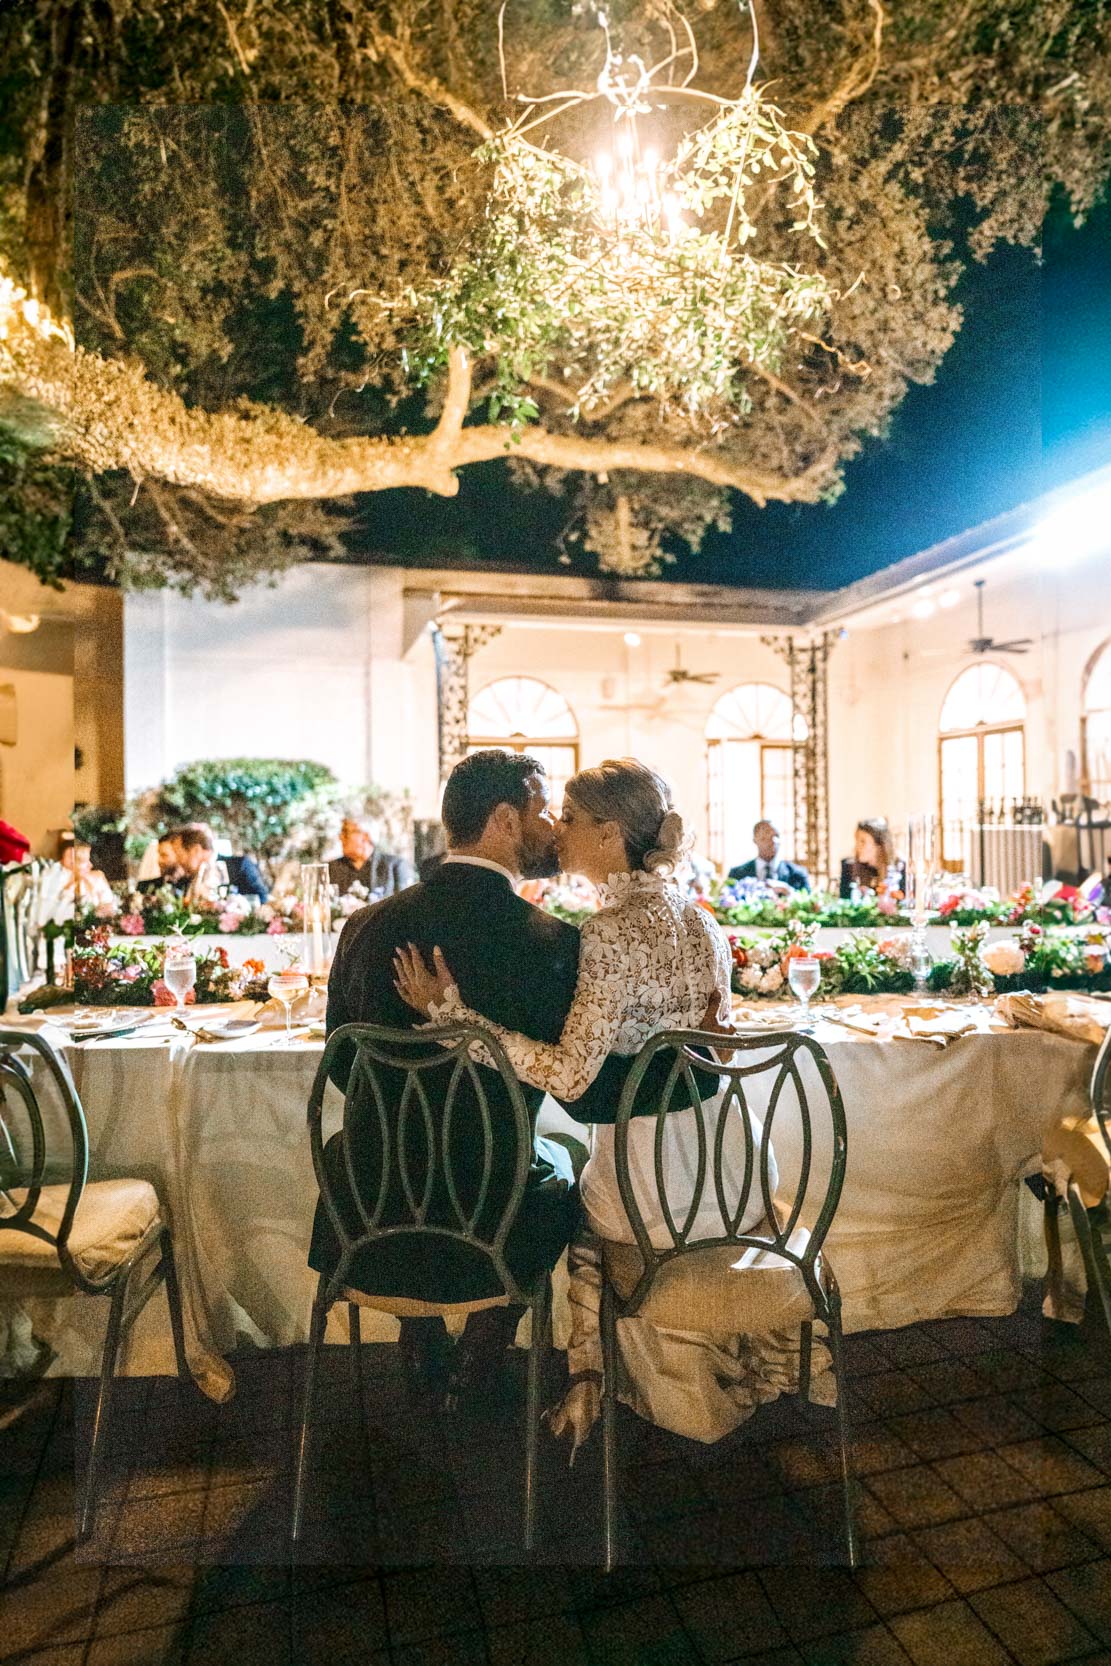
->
309, 748, 708, 1401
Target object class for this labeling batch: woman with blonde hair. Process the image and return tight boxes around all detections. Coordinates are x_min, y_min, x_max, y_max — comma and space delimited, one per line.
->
396, 758, 822, 1447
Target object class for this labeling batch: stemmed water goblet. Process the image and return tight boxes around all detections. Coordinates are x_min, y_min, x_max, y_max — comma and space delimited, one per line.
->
787, 955, 821, 1032
163, 943, 197, 1014
267, 968, 310, 1045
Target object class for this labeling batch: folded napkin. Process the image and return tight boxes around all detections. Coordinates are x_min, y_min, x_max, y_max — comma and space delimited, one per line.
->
898, 1010, 978, 1046
995, 991, 1111, 1048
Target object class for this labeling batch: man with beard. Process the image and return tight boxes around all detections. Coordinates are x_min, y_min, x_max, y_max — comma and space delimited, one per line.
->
309, 748, 694, 1402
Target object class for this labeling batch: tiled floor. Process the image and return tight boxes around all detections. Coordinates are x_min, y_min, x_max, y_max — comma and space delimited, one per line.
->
3, 1294, 1111, 1665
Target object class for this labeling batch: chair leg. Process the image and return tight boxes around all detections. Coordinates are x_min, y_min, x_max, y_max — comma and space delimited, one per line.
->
348, 1301, 364, 1413
292, 1286, 329, 1544
1067, 1185, 1111, 1341
600, 1281, 620, 1573
825, 1293, 858, 1570
79, 1273, 129, 1542
160, 1230, 191, 1383
524, 1277, 550, 1555
798, 1319, 813, 1404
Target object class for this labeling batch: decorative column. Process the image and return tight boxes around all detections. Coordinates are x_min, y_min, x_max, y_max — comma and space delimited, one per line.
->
760, 632, 837, 884
430, 623, 502, 783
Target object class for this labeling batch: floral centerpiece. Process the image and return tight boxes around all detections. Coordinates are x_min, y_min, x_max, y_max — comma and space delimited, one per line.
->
70, 878, 379, 943
728, 919, 1111, 1002
19, 927, 272, 1011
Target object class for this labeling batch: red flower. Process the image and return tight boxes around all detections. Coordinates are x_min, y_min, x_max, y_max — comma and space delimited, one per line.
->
939, 896, 960, 918
152, 979, 194, 1006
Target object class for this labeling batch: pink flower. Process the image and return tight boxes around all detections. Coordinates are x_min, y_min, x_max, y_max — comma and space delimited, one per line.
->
877, 893, 898, 916
152, 979, 194, 1006
218, 912, 240, 933
266, 917, 287, 935
117, 963, 142, 983
119, 913, 145, 936
95, 901, 118, 920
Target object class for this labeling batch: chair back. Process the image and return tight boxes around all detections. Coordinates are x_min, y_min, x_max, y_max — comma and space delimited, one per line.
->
1092, 1024, 1111, 1163
613, 1028, 848, 1312
0, 1028, 95, 1289
1, 862, 40, 1000
310, 1022, 538, 1306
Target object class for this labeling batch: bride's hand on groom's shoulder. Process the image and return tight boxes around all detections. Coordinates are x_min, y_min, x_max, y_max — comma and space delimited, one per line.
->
393, 943, 457, 1014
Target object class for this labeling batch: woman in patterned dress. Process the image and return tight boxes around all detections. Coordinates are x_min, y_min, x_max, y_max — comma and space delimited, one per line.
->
395, 758, 828, 1447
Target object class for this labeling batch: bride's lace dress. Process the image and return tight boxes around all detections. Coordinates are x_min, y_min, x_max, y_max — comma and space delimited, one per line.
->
432, 869, 832, 1445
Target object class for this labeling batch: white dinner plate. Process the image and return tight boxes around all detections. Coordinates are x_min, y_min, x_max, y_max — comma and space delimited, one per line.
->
193, 1017, 261, 1039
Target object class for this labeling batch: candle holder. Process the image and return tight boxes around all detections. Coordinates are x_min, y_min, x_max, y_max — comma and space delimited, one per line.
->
300, 863, 333, 980
907, 815, 938, 994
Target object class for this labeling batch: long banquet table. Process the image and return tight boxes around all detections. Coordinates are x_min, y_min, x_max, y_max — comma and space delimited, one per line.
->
0, 996, 1099, 1399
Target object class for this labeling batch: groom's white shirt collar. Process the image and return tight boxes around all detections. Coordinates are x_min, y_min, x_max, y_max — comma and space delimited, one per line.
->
442, 853, 516, 887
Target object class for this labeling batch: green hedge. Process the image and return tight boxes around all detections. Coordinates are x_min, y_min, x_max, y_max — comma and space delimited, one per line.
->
143, 759, 337, 867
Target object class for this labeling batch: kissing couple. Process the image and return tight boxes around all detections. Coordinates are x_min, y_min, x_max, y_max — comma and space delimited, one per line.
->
310, 749, 825, 1446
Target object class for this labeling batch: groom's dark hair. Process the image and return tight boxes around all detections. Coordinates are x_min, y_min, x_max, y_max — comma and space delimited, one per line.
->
442, 749, 545, 845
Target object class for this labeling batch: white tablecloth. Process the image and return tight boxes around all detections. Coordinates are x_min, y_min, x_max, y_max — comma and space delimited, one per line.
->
0, 997, 1097, 1396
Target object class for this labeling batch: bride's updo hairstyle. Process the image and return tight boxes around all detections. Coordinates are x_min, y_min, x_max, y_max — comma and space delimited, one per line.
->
565, 758, 690, 877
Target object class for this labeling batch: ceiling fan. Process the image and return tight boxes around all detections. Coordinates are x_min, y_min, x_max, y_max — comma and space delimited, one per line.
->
665, 645, 719, 686
966, 579, 1033, 655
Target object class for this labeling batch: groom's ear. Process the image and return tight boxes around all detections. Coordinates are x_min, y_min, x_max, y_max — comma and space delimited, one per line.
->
490, 801, 520, 840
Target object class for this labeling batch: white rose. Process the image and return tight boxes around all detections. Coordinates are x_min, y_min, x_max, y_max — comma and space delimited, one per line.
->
760, 967, 784, 993
981, 940, 1026, 977
740, 966, 763, 991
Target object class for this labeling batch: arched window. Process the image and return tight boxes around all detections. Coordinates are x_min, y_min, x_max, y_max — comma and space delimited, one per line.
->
1082, 642, 1111, 803
938, 663, 1026, 859
705, 683, 807, 869
467, 677, 579, 808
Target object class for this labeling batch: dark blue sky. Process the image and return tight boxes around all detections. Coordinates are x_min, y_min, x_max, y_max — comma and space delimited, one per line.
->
354, 189, 1111, 590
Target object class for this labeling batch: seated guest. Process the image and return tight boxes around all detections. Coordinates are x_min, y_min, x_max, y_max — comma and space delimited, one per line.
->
840, 817, 906, 898
310, 749, 717, 1401
729, 819, 810, 893
223, 852, 269, 903
328, 816, 414, 898
136, 837, 183, 894
38, 837, 116, 922
171, 825, 227, 907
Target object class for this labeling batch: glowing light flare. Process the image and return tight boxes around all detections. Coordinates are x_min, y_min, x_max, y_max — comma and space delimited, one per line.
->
1031, 481, 1111, 567
0, 274, 74, 350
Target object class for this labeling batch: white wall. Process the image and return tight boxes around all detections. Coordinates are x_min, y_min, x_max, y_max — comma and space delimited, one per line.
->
118, 537, 1111, 888
0, 662, 74, 855
828, 545, 1111, 862
468, 624, 792, 862
124, 567, 440, 819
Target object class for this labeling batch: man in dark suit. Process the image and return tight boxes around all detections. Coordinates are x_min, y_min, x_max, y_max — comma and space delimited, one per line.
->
328, 816, 414, 898
729, 819, 810, 892
310, 749, 713, 1400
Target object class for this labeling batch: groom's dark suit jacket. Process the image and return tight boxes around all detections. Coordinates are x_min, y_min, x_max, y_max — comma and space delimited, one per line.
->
308, 860, 704, 1304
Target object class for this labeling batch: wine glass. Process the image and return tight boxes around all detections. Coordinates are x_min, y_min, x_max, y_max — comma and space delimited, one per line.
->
163, 944, 197, 1013
787, 955, 821, 1031
268, 969, 310, 1045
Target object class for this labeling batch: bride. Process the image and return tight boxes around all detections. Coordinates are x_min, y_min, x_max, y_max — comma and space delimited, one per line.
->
394, 757, 829, 1446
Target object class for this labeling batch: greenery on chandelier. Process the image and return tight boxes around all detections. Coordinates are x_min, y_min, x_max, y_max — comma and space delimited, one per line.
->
403, 90, 832, 427
1, 0, 1109, 594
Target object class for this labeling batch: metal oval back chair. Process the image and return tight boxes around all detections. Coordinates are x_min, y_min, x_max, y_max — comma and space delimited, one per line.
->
0, 1028, 189, 1538
292, 1020, 558, 1552
598, 1026, 856, 1570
